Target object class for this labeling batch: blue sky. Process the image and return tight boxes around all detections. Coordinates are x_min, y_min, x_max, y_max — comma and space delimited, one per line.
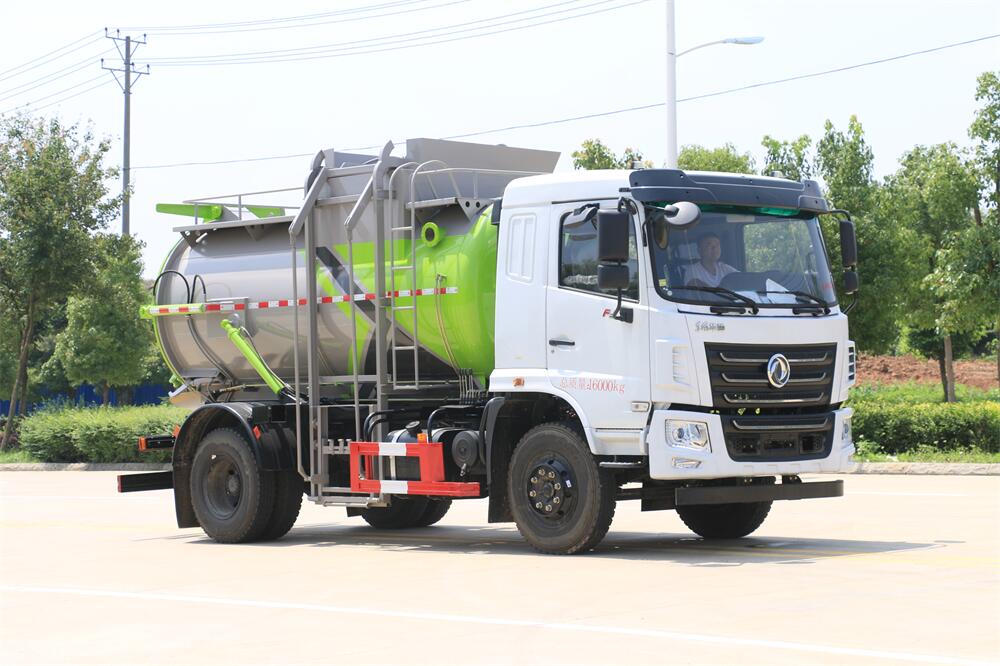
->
1, 0, 997, 275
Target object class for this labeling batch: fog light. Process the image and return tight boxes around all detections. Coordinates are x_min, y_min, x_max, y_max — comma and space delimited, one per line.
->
672, 457, 702, 469
666, 420, 710, 451
842, 416, 853, 447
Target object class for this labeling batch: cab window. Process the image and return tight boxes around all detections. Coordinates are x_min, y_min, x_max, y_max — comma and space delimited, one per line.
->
559, 209, 639, 300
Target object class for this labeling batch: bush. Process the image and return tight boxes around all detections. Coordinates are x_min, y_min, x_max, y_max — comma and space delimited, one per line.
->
19, 404, 187, 463
851, 399, 1000, 453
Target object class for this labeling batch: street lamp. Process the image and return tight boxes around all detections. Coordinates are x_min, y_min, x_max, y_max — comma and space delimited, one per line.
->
664, 0, 763, 168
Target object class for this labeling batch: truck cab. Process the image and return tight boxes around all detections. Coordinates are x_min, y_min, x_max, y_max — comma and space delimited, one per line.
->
493, 167, 855, 492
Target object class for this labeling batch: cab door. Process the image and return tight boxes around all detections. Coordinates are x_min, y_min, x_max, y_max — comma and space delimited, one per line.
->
545, 201, 650, 436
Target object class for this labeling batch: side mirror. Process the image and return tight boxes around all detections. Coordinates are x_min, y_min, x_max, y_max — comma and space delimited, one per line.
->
840, 219, 858, 268
598, 264, 629, 291
843, 270, 859, 295
648, 201, 701, 249
597, 210, 630, 263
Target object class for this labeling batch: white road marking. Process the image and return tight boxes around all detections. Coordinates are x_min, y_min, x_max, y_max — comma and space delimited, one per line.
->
2, 586, 996, 666
0, 495, 162, 501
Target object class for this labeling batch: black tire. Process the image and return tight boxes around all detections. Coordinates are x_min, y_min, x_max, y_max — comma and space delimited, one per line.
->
508, 422, 616, 555
413, 499, 452, 527
676, 501, 772, 539
190, 428, 276, 543
258, 469, 304, 541
359, 496, 430, 529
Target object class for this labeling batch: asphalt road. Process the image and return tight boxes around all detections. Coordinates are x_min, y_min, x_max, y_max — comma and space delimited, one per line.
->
1, 472, 998, 666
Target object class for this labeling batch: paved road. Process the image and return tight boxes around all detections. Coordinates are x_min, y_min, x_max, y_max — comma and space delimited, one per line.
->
1, 472, 998, 666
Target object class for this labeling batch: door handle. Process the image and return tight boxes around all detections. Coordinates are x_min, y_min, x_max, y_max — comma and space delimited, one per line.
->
548, 338, 575, 347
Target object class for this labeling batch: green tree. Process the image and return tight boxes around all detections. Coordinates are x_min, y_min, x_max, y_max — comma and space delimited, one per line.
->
885, 143, 982, 401
925, 71, 1000, 384
761, 134, 812, 181
677, 143, 755, 173
814, 117, 921, 354
572, 139, 650, 169
50, 235, 151, 404
0, 115, 118, 448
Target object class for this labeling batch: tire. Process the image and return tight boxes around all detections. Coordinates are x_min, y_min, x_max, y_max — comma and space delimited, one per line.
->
413, 499, 452, 527
359, 496, 430, 529
190, 427, 276, 543
508, 422, 615, 555
676, 501, 772, 539
258, 469, 304, 541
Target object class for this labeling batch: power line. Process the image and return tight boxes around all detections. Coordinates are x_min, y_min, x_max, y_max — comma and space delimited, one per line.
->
2, 78, 115, 116
124, 0, 432, 33
143, 0, 594, 64
0, 51, 114, 103
0, 73, 108, 115
131, 32, 1000, 171
0, 33, 104, 83
139, 0, 474, 36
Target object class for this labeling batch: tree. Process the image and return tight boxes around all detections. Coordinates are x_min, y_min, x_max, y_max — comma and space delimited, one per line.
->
884, 143, 982, 401
50, 234, 151, 404
969, 71, 1000, 207
677, 143, 755, 173
814, 116, 922, 354
0, 115, 118, 448
761, 134, 812, 181
572, 139, 650, 169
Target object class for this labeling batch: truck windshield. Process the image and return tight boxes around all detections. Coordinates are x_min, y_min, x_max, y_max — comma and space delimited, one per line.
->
646, 205, 838, 310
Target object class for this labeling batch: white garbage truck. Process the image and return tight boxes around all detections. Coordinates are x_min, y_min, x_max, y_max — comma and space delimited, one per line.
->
120, 138, 859, 554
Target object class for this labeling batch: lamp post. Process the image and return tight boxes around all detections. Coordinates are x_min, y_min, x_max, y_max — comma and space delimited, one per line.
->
664, 0, 763, 167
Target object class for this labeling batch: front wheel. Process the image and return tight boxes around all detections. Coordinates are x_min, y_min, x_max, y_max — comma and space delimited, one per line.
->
676, 501, 772, 539
508, 423, 616, 555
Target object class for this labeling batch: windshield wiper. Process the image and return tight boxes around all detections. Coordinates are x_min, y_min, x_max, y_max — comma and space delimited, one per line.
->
677, 285, 759, 314
757, 289, 831, 314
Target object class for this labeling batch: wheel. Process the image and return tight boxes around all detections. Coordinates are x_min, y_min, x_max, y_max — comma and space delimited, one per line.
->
190, 428, 276, 543
258, 469, 304, 541
508, 422, 616, 555
359, 496, 430, 529
413, 499, 452, 527
676, 501, 772, 539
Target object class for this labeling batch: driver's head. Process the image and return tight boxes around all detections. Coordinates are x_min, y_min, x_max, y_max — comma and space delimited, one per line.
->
697, 232, 722, 264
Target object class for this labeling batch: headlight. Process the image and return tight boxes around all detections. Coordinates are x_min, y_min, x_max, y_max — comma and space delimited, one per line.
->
666, 420, 710, 451
842, 415, 853, 447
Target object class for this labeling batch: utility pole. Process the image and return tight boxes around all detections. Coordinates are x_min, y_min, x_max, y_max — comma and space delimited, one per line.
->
665, 0, 677, 168
102, 29, 149, 236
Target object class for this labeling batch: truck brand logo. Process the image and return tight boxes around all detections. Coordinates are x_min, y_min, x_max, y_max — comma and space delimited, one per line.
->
767, 353, 791, 388
695, 321, 725, 332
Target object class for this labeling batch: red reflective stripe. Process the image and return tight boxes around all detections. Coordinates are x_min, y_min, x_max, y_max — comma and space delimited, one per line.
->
364, 293, 376, 300
205, 304, 221, 312
278, 300, 288, 307
235, 303, 246, 310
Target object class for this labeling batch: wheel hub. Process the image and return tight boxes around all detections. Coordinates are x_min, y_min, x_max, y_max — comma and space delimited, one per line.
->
527, 459, 573, 519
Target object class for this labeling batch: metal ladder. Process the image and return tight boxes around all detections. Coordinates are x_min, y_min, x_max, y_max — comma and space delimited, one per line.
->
385, 160, 462, 391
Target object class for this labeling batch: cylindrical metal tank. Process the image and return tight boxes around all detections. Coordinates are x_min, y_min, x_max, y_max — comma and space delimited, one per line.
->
152, 204, 498, 391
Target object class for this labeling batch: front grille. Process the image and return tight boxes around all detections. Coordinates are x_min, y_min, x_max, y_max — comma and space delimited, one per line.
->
721, 412, 834, 461
705, 343, 837, 410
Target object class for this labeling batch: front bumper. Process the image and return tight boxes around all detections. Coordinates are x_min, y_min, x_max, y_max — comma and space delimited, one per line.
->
648, 407, 855, 480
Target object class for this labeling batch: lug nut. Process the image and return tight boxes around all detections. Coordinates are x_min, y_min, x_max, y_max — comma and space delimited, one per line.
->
535, 502, 543, 509
530, 476, 537, 483
548, 471, 556, 479
537, 468, 546, 476
553, 497, 561, 504
554, 482, 561, 490
529, 490, 537, 497
545, 505, 552, 512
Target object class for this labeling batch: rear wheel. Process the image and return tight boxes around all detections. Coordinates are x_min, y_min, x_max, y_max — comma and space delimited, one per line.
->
359, 497, 430, 529
676, 501, 772, 539
258, 469, 304, 540
413, 499, 452, 527
508, 422, 615, 555
190, 428, 275, 543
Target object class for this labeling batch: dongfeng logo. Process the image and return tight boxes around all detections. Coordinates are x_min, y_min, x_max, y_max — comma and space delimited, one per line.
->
766, 353, 791, 388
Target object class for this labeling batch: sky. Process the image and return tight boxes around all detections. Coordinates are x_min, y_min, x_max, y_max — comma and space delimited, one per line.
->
1, 0, 998, 276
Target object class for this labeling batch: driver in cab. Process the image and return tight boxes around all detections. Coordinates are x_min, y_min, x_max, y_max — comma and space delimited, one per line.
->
684, 232, 736, 288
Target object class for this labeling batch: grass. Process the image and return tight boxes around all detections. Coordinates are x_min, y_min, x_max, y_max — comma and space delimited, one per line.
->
852, 443, 1000, 463
0, 449, 41, 464
849, 382, 999, 404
